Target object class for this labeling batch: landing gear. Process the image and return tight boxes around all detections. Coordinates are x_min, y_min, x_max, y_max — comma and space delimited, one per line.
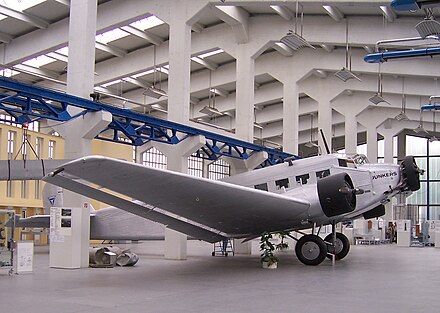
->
295, 234, 327, 266
324, 232, 350, 260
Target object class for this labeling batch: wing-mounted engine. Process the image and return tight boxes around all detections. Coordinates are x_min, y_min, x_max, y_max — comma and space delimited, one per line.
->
400, 156, 423, 192
317, 172, 357, 217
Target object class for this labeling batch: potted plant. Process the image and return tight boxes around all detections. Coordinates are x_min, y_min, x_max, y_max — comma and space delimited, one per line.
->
275, 231, 289, 251
260, 231, 279, 269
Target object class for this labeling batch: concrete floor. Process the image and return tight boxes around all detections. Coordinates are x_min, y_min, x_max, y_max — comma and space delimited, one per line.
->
1, 241, 440, 313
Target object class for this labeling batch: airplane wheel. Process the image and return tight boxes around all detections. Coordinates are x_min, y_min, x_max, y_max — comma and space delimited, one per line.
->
402, 156, 421, 191
324, 232, 350, 260
295, 234, 327, 266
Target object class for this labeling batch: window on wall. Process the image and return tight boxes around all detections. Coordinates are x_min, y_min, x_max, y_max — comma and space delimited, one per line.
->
7, 130, 15, 159
48, 140, 55, 159
35, 180, 41, 200
35, 137, 43, 158
405, 135, 440, 220
208, 159, 230, 180
188, 154, 203, 177
21, 180, 27, 199
6, 180, 13, 198
142, 147, 167, 169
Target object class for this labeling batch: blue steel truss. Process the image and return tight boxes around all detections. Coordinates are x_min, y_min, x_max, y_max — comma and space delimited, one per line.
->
364, 47, 440, 64
0, 77, 297, 166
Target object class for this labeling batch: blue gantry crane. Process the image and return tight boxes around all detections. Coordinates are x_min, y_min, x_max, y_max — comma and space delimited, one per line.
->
0, 77, 297, 167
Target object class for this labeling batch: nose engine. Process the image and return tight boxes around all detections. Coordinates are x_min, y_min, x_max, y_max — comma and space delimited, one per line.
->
317, 172, 357, 217
401, 156, 423, 192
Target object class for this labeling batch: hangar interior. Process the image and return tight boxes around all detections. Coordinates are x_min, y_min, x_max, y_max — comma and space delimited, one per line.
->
1, 0, 440, 310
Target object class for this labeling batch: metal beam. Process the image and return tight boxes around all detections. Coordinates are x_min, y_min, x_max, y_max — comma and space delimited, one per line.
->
0, 77, 296, 166
0, 5, 49, 29
120, 25, 164, 46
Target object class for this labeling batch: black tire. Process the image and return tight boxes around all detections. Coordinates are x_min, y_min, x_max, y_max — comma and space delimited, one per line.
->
295, 234, 327, 266
324, 232, 350, 260
402, 156, 420, 191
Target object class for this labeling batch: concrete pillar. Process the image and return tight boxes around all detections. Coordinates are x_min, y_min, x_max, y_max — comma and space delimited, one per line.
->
345, 112, 357, 154
147, 136, 205, 260
366, 124, 378, 163
235, 46, 255, 142
283, 79, 299, 154
167, 3, 191, 124
318, 98, 332, 154
225, 151, 268, 175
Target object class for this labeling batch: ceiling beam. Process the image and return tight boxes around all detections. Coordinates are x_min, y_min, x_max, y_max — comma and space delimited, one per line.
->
191, 22, 205, 33
46, 51, 69, 63
120, 25, 164, 46
13, 64, 62, 80
380, 5, 396, 23
95, 42, 127, 57
211, 5, 249, 44
122, 77, 151, 89
0, 31, 12, 44
322, 5, 344, 22
0, 5, 49, 29
270, 5, 293, 21
191, 56, 218, 71
54, 0, 70, 6
272, 42, 295, 57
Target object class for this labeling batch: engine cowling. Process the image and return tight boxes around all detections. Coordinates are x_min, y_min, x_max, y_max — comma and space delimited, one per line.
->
363, 204, 385, 219
401, 156, 422, 192
317, 172, 356, 217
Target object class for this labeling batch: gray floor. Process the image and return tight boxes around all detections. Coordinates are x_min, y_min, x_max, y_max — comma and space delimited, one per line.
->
1, 241, 440, 313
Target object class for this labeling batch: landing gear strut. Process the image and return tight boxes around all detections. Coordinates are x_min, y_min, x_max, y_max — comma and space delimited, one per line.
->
324, 232, 350, 260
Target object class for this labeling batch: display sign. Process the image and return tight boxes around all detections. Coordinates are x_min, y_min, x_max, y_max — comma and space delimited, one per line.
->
16, 241, 33, 273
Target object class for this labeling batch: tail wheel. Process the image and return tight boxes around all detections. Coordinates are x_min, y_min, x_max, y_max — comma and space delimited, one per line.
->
401, 156, 421, 192
295, 234, 327, 266
324, 232, 350, 261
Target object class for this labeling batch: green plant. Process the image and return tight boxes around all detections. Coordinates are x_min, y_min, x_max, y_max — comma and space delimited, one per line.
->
260, 231, 279, 266
276, 231, 289, 251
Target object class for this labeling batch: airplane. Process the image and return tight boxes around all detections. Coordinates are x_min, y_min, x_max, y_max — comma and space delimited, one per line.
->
14, 183, 166, 241
41, 152, 423, 266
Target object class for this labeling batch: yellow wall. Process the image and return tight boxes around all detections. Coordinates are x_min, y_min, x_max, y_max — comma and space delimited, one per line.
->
0, 123, 133, 240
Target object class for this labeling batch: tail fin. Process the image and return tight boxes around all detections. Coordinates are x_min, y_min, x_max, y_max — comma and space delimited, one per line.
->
83, 202, 96, 214
42, 183, 63, 214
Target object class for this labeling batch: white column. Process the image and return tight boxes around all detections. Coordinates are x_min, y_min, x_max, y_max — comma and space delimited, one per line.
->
167, 4, 191, 124
345, 112, 357, 154
161, 4, 193, 260
366, 124, 378, 163
383, 133, 394, 164
283, 79, 299, 154
318, 98, 332, 154
235, 46, 255, 142
49, 0, 97, 269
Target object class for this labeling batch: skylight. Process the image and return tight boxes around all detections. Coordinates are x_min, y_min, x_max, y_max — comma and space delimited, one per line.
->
22, 55, 56, 68
55, 46, 69, 56
197, 49, 224, 59
130, 15, 164, 31
0, 68, 19, 77
96, 28, 130, 44
101, 79, 122, 88
1, 0, 46, 11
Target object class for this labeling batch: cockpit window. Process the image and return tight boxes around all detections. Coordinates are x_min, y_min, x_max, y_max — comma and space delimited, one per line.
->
275, 178, 289, 190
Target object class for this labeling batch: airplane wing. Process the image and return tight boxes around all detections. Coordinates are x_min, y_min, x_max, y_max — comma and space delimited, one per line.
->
43, 156, 310, 242
15, 215, 50, 228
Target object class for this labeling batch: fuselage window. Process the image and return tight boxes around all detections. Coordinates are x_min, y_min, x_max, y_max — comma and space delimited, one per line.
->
275, 178, 289, 190
254, 183, 268, 191
316, 169, 330, 179
296, 174, 310, 185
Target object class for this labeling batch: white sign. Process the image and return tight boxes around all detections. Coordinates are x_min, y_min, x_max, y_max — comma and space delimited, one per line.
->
16, 241, 34, 273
